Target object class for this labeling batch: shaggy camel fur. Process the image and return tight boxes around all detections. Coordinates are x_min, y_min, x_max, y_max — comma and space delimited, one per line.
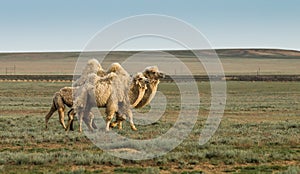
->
110, 66, 165, 128
73, 63, 139, 132
73, 58, 106, 87
44, 72, 116, 131
109, 72, 149, 129
67, 72, 149, 131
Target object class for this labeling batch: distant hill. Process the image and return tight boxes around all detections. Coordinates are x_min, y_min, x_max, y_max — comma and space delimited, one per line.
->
1, 48, 300, 59
165, 48, 300, 59
0, 48, 299, 75
215, 49, 300, 58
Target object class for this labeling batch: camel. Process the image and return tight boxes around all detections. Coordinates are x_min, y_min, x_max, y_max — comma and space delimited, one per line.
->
45, 59, 165, 132
67, 71, 149, 131
44, 72, 117, 131
45, 58, 150, 132
110, 66, 165, 128
70, 64, 165, 132
73, 63, 137, 132
45, 58, 110, 131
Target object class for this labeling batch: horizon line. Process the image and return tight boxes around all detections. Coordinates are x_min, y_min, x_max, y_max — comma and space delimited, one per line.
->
0, 47, 299, 53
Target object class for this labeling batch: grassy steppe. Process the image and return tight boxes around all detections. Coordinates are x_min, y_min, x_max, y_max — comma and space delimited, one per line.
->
0, 81, 299, 173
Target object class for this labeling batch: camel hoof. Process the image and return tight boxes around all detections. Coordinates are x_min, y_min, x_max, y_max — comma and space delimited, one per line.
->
131, 125, 137, 131
110, 122, 117, 128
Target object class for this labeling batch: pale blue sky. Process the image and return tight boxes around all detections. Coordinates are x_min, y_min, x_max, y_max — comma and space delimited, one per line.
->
0, 0, 299, 52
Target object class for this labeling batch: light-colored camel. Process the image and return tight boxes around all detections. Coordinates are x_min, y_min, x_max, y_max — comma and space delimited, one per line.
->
72, 63, 165, 132
45, 58, 111, 131
45, 61, 164, 132
73, 62, 138, 132
110, 66, 165, 128
68, 71, 149, 132
45, 57, 149, 132
44, 72, 116, 131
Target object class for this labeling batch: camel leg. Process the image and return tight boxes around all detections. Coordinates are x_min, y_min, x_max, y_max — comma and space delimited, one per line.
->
91, 118, 98, 129
109, 113, 118, 128
116, 113, 125, 130
81, 111, 94, 132
90, 112, 98, 129
82, 112, 94, 132
117, 121, 123, 130
106, 114, 113, 131
67, 109, 74, 131
79, 105, 92, 133
128, 111, 137, 131
87, 112, 94, 132
67, 110, 94, 132
105, 110, 115, 131
78, 111, 83, 133
65, 109, 75, 131
45, 93, 63, 129
45, 103, 56, 129
105, 101, 117, 131
70, 119, 74, 131
58, 108, 66, 130
110, 121, 118, 128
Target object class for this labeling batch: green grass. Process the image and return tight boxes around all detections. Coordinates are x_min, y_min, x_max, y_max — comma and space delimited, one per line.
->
114, 167, 160, 174
0, 81, 299, 173
233, 165, 288, 174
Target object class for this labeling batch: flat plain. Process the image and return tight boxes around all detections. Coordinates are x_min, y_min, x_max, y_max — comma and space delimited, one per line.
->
0, 81, 299, 173
0, 49, 300, 173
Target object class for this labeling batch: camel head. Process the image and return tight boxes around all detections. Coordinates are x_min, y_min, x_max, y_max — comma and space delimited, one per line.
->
133, 72, 149, 89
130, 72, 149, 107
143, 66, 165, 82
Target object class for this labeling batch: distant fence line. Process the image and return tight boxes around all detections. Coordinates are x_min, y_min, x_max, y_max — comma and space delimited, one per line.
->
0, 75, 300, 82
4, 65, 16, 75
